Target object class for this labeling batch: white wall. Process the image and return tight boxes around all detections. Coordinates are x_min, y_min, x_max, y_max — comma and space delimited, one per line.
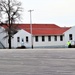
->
0, 27, 7, 47
64, 26, 75, 46
13, 29, 31, 48
33, 35, 65, 48
0, 27, 5, 41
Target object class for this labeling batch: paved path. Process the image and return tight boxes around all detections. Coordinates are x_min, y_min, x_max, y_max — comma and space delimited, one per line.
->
0, 48, 75, 75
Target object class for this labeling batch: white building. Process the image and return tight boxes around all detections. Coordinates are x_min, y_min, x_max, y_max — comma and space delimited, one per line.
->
64, 26, 75, 47
0, 24, 75, 48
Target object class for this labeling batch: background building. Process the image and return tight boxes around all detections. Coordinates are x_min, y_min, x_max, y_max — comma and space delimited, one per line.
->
0, 24, 74, 48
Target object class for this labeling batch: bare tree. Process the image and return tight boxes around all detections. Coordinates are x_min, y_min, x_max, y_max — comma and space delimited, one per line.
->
0, 0, 23, 49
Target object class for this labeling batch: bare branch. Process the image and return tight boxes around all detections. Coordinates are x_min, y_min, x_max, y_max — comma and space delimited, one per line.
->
0, 0, 8, 13
0, 0, 23, 48
0, 0, 22, 24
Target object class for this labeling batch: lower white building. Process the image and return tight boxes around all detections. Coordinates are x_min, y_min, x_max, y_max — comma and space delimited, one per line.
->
64, 26, 75, 47
0, 24, 75, 48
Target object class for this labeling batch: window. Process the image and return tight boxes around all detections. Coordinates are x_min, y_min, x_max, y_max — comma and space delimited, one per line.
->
54, 36, 57, 41
17, 37, 20, 42
22, 38, 24, 42
26, 36, 28, 42
48, 36, 51, 41
60, 35, 63, 41
69, 34, 72, 40
42, 36, 45, 41
35, 36, 38, 42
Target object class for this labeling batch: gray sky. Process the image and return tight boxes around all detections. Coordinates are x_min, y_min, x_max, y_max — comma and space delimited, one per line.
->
19, 0, 75, 27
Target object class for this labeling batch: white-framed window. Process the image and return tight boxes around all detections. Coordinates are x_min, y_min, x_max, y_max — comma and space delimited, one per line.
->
60, 35, 63, 41
17, 37, 20, 42
54, 36, 57, 41
42, 36, 45, 42
48, 36, 51, 41
35, 36, 38, 42
26, 36, 28, 42
69, 34, 73, 40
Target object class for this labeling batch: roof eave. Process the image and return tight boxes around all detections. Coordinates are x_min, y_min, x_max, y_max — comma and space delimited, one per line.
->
33, 34, 64, 36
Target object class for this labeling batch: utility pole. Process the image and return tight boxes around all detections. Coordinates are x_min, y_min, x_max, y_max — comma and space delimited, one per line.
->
28, 10, 34, 49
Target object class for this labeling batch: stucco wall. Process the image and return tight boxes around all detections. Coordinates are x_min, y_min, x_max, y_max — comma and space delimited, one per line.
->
0, 27, 7, 47
33, 35, 65, 48
64, 26, 75, 46
13, 29, 31, 48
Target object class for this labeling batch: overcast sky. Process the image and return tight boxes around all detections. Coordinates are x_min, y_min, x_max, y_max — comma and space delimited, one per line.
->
19, 0, 75, 27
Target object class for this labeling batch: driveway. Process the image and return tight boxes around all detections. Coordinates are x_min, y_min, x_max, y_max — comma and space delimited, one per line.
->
0, 48, 75, 75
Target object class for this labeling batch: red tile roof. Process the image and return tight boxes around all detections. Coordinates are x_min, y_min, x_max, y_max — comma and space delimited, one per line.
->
18, 24, 70, 35
2, 24, 70, 35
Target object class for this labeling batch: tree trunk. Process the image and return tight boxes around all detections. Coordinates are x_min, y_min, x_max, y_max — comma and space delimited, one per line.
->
8, 32, 11, 49
8, 0, 11, 49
